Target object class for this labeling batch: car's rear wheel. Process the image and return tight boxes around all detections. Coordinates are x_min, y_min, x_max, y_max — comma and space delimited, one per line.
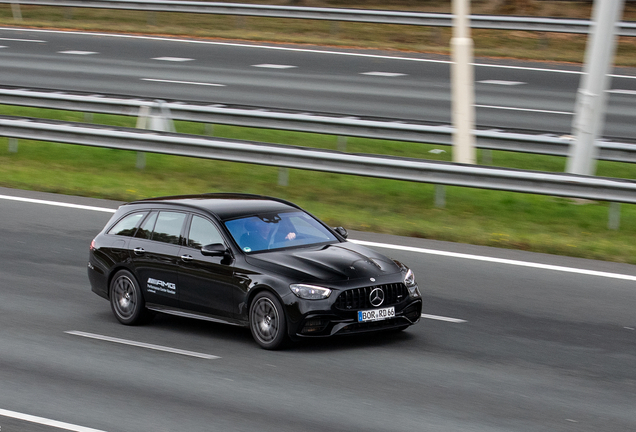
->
110, 270, 148, 325
249, 291, 288, 350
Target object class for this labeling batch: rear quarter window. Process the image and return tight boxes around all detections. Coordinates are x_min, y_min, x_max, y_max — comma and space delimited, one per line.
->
107, 212, 147, 237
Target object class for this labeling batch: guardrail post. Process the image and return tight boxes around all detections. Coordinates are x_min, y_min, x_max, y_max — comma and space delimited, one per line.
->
337, 136, 347, 152
64, 7, 73, 20
136, 152, 146, 170
135, 105, 149, 169
148, 11, 157, 26
205, 124, 214, 136
11, 1, 22, 22
608, 202, 621, 230
435, 184, 446, 208
278, 168, 289, 186
481, 149, 493, 165
84, 112, 93, 123
330, 21, 340, 36
8, 138, 18, 153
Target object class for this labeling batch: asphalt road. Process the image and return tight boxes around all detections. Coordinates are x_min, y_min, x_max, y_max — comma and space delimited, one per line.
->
0, 187, 635, 432
1, 27, 636, 140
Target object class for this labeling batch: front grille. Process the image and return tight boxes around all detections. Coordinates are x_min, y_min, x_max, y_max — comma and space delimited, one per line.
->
334, 283, 407, 310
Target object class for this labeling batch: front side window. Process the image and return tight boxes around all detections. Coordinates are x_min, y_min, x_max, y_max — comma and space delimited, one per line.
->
188, 215, 224, 249
151, 211, 187, 245
225, 211, 337, 253
107, 212, 146, 237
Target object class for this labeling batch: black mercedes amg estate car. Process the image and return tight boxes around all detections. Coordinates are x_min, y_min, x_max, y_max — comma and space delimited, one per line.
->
88, 194, 422, 349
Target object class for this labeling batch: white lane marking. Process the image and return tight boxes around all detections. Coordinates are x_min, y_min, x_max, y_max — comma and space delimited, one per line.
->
0, 408, 105, 432
152, 57, 194, 62
421, 313, 467, 323
475, 104, 572, 115
608, 89, 636, 95
478, 80, 526, 86
4, 193, 636, 283
252, 64, 297, 69
142, 78, 225, 87
351, 239, 636, 282
0, 194, 116, 213
0, 37, 46, 43
58, 50, 98, 55
361, 71, 407, 77
66, 331, 220, 359
3, 26, 636, 80
0, 45, 5, 49
476, 62, 636, 80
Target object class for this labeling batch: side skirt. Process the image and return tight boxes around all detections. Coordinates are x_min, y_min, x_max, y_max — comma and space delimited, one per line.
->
146, 303, 249, 328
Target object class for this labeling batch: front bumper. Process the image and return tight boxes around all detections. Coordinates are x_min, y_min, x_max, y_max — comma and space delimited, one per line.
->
289, 298, 422, 339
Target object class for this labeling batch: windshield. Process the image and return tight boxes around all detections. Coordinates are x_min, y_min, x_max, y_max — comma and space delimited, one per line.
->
225, 211, 338, 253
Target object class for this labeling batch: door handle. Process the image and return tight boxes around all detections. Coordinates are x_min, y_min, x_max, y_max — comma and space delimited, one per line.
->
181, 254, 194, 262
133, 247, 145, 255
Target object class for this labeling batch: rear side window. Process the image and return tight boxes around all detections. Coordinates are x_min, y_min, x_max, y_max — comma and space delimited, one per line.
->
152, 211, 187, 245
107, 212, 146, 237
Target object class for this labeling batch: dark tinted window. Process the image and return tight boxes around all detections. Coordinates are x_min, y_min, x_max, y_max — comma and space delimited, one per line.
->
188, 215, 224, 249
107, 212, 146, 237
152, 211, 186, 245
135, 212, 157, 239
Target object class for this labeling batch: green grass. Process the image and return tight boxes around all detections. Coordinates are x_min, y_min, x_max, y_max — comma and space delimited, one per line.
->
2, 106, 636, 264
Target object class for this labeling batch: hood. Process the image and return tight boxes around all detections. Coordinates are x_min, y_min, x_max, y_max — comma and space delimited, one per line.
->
245, 242, 400, 283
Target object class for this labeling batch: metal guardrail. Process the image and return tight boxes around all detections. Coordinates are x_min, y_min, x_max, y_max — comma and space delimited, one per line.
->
2, 0, 636, 36
2, 116, 636, 204
1, 87, 636, 164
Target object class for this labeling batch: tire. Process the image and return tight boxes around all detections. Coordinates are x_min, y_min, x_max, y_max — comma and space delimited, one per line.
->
249, 291, 288, 350
110, 270, 148, 325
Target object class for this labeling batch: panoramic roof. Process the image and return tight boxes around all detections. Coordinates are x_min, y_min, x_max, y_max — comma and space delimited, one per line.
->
130, 193, 299, 220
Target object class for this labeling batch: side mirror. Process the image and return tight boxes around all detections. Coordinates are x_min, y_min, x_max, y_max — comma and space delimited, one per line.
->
201, 243, 230, 257
334, 226, 348, 239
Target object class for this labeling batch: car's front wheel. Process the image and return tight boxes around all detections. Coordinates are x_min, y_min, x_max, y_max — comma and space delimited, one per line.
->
249, 291, 288, 350
110, 270, 148, 325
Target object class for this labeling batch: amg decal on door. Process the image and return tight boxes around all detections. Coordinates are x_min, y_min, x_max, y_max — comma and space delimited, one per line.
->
147, 278, 176, 295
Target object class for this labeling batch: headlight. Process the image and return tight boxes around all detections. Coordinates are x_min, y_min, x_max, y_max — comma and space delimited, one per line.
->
404, 269, 416, 287
290, 284, 332, 300
404, 269, 421, 299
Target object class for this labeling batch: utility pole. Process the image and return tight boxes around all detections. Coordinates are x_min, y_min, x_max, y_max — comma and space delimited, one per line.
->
567, 0, 625, 175
451, 0, 476, 165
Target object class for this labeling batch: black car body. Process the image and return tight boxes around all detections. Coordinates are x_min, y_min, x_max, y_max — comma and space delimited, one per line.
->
88, 193, 422, 349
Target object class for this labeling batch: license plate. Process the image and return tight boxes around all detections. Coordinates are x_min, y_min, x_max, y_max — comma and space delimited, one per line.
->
357, 306, 395, 323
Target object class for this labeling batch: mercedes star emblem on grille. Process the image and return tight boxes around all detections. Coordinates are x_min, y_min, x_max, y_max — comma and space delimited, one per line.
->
369, 287, 385, 307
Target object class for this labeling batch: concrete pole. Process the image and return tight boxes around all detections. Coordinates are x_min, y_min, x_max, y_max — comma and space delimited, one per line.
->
451, 0, 476, 165
567, 0, 625, 175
